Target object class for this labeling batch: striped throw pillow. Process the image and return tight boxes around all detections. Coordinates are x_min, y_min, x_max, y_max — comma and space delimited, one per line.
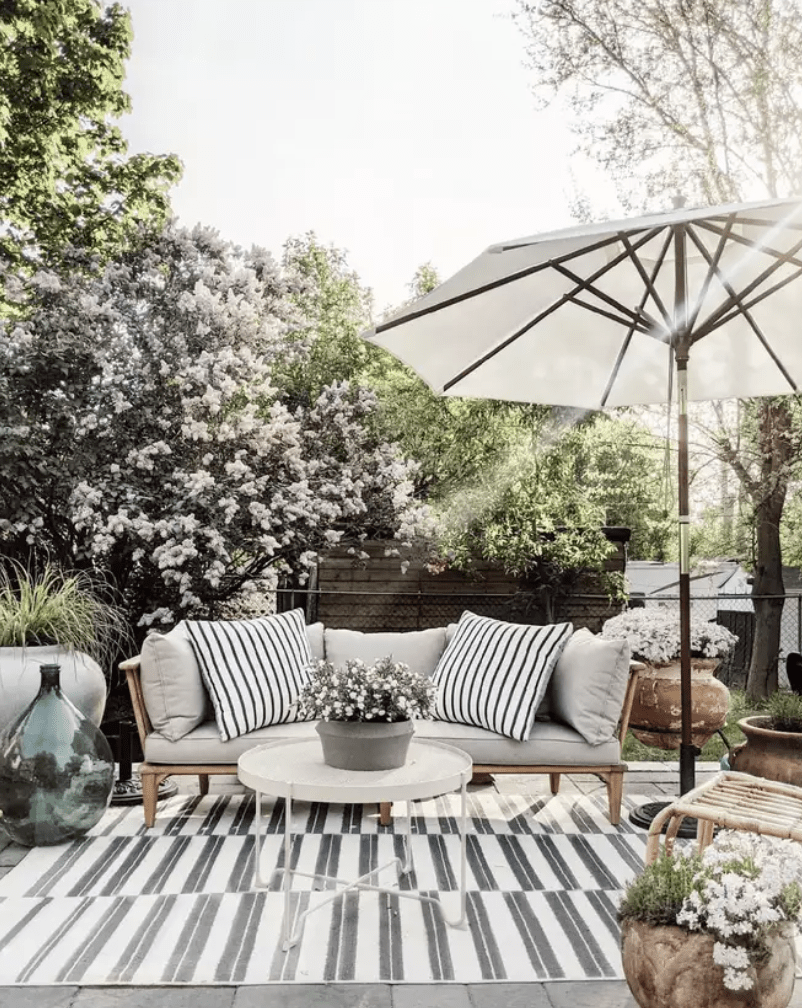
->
432, 612, 573, 741
185, 609, 313, 741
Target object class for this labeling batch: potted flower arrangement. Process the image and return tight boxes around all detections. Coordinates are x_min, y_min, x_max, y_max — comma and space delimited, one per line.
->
296, 656, 436, 770
618, 830, 802, 1007
731, 690, 802, 787
601, 608, 738, 750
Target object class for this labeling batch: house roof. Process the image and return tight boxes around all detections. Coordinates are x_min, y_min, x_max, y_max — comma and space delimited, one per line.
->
626, 560, 751, 597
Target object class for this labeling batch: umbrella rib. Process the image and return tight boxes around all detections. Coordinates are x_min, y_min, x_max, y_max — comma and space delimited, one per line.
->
682, 219, 734, 336
551, 261, 662, 332
618, 230, 675, 332
687, 232, 800, 392
375, 227, 665, 335
696, 217, 802, 270
691, 228, 802, 337
599, 231, 675, 409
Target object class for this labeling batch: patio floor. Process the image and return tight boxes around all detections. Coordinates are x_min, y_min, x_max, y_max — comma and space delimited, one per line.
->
2, 762, 801, 1008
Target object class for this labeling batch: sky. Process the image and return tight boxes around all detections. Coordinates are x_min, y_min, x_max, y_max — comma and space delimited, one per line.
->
119, 0, 618, 313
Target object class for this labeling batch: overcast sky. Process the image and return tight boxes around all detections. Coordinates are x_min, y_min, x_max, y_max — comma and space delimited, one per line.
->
119, 0, 621, 312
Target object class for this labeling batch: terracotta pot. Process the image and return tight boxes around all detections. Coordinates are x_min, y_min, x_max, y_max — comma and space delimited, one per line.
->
315, 718, 414, 770
621, 919, 796, 1008
629, 659, 729, 750
730, 716, 802, 786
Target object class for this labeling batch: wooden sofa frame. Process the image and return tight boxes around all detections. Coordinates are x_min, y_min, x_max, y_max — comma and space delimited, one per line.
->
120, 656, 641, 828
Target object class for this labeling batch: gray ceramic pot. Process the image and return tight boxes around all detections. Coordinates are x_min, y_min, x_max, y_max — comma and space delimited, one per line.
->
315, 718, 414, 771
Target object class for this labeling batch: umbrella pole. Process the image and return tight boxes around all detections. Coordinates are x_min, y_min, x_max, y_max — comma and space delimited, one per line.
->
676, 352, 696, 795
673, 211, 696, 797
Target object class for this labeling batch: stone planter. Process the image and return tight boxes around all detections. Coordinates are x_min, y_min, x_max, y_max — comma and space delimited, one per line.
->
621, 918, 796, 1008
0, 645, 107, 731
730, 716, 802, 786
629, 659, 729, 750
316, 719, 414, 770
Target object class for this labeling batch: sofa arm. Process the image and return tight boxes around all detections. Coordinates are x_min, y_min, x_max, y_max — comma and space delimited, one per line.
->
119, 655, 153, 756
618, 661, 646, 743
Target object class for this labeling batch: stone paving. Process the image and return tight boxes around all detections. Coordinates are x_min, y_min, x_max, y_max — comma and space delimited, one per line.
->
2, 762, 801, 1008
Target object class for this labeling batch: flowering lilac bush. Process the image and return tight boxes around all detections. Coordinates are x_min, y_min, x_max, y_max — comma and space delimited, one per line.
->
0, 225, 432, 629
602, 608, 737, 664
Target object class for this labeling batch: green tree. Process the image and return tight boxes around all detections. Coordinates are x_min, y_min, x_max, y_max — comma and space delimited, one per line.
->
514, 0, 802, 697
435, 420, 628, 621
279, 232, 377, 405
0, 0, 181, 270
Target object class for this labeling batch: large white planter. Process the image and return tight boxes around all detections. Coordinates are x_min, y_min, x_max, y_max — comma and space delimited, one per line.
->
0, 646, 107, 730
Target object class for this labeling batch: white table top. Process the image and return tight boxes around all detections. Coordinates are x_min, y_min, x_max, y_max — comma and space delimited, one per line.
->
237, 737, 472, 803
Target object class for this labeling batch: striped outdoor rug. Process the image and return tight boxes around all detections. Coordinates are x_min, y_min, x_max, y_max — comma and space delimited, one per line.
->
0, 791, 654, 985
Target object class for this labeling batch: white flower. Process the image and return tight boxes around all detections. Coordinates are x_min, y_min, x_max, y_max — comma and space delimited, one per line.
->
601, 608, 737, 663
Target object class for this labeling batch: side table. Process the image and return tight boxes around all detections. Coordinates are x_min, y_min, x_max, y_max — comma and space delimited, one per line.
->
645, 770, 802, 864
238, 736, 473, 950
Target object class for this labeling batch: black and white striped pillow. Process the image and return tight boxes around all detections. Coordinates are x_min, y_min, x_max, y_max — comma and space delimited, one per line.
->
185, 609, 313, 741
432, 612, 573, 740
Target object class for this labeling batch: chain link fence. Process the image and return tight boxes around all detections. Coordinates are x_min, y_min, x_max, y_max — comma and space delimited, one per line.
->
276, 587, 802, 689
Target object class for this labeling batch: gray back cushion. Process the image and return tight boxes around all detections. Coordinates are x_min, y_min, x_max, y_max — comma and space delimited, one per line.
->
323, 627, 447, 677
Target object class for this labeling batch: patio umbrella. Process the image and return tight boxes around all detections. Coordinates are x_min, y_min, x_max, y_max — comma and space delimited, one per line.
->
364, 196, 802, 801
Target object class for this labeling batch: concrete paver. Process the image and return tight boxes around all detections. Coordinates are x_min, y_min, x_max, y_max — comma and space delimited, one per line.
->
467, 982, 554, 1007
542, 981, 638, 1007
234, 985, 392, 1008
0, 988, 80, 1008
392, 985, 472, 1008
67, 988, 236, 1008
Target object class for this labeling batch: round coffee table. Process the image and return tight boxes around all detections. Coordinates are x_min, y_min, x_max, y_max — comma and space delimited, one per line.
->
238, 736, 473, 950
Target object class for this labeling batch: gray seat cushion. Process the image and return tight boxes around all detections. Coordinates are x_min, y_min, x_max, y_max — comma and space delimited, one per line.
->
143, 717, 620, 767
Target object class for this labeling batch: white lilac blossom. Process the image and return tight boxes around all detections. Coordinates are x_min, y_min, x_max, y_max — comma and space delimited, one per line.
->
296, 657, 436, 723
601, 608, 737, 663
673, 831, 802, 990
0, 224, 432, 626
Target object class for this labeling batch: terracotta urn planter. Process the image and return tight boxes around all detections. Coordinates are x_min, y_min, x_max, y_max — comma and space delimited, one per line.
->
629, 658, 729, 750
730, 716, 802, 786
621, 919, 796, 1008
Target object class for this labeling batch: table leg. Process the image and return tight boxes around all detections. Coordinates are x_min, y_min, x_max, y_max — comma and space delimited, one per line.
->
456, 775, 468, 927
283, 787, 293, 951
253, 789, 264, 888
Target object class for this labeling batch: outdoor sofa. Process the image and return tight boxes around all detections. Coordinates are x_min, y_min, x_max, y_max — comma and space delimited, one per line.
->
120, 611, 642, 828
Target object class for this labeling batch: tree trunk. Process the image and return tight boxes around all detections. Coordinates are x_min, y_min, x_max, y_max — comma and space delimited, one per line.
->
744, 401, 793, 701
748, 516, 785, 699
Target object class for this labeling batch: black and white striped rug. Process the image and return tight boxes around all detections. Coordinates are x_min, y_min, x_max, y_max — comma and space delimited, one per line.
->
0, 791, 653, 985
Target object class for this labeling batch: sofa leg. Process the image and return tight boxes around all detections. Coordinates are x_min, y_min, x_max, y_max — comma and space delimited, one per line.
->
198, 773, 210, 796
606, 769, 624, 826
379, 801, 392, 827
141, 770, 162, 828
549, 772, 561, 794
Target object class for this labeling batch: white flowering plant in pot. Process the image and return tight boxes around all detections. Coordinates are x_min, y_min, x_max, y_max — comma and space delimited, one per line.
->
618, 830, 802, 991
296, 657, 436, 723
601, 608, 738, 665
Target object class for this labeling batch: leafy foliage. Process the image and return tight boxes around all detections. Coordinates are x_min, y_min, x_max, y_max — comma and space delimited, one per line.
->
0, 561, 131, 669
765, 690, 802, 732
0, 0, 181, 270
0, 224, 431, 633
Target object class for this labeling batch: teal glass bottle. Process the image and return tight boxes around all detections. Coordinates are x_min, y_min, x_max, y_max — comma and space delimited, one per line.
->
0, 663, 114, 845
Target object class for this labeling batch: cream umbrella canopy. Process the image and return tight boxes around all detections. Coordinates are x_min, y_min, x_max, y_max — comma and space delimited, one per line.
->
365, 196, 802, 798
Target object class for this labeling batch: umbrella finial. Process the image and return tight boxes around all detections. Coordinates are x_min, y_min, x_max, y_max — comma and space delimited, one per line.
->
672, 193, 687, 209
